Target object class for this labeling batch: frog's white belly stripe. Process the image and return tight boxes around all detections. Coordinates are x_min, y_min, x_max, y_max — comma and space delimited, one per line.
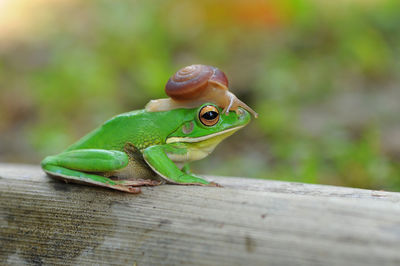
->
166, 125, 245, 144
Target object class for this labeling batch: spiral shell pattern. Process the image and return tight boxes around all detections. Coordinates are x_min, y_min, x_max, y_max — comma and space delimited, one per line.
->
165, 64, 228, 100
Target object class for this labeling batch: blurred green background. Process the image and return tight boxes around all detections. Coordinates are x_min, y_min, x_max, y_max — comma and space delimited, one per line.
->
1, 0, 399, 190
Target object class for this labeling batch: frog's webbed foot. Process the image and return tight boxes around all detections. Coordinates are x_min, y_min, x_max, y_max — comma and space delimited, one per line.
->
111, 179, 163, 193
118, 179, 164, 187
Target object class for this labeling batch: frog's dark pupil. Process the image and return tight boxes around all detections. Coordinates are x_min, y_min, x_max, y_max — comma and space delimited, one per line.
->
202, 111, 218, 120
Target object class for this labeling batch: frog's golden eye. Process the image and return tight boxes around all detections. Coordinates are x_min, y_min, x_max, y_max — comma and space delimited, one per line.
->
199, 105, 219, 126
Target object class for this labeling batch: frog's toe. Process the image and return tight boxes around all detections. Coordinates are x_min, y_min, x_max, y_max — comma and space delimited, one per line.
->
207, 181, 223, 187
125, 186, 142, 194
193, 181, 222, 187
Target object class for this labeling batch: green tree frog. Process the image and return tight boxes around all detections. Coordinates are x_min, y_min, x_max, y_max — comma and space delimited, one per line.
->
41, 104, 250, 193
41, 64, 256, 193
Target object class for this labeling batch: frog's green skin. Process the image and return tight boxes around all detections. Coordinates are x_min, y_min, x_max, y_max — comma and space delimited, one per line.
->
41, 103, 250, 193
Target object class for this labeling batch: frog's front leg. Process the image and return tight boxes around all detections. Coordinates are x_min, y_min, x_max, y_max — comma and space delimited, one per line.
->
143, 144, 212, 185
41, 149, 144, 193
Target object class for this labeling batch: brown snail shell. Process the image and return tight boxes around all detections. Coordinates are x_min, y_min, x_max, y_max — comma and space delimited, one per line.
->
145, 64, 258, 118
165, 65, 228, 100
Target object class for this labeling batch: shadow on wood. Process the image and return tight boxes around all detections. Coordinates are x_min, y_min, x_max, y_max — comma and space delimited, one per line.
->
1, 163, 400, 265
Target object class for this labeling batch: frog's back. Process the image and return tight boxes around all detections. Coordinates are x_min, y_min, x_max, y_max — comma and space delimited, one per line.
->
65, 109, 184, 151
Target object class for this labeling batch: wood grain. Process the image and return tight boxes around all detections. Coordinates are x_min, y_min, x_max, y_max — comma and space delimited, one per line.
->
1, 163, 400, 266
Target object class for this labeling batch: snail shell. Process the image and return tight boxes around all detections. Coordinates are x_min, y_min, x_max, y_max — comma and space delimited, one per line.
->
145, 64, 258, 118
165, 65, 228, 100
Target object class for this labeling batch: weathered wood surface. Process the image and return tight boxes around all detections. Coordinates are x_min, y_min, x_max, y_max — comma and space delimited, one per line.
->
1, 163, 400, 266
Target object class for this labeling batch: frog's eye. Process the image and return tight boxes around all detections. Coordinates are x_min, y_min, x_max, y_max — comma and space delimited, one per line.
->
199, 105, 219, 126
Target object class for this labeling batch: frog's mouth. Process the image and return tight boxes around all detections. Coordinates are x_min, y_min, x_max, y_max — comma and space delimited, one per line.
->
166, 125, 245, 144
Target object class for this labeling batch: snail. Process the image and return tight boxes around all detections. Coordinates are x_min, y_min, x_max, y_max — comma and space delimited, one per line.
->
145, 64, 258, 118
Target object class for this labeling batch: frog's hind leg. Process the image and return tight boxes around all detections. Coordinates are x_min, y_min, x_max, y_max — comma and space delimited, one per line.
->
41, 149, 143, 193
44, 165, 141, 193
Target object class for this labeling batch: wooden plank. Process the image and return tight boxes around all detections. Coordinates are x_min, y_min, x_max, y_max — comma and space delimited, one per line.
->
1, 163, 400, 266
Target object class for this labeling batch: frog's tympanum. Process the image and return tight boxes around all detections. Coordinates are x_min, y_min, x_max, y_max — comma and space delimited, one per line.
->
41, 64, 257, 193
